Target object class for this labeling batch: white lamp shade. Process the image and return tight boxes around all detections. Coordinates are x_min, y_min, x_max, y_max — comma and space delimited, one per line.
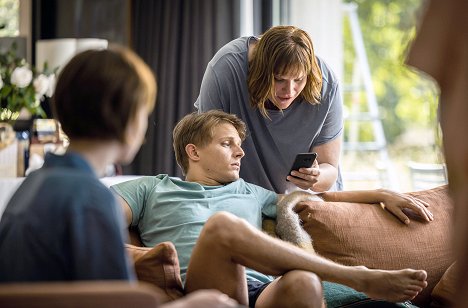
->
75, 38, 108, 54
36, 38, 108, 72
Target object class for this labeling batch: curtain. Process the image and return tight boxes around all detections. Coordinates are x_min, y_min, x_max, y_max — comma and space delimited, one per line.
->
32, 0, 131, 117
127, 0, 239, 177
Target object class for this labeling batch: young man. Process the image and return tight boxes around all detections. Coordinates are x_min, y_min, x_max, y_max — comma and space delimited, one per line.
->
112, 110, 431, 307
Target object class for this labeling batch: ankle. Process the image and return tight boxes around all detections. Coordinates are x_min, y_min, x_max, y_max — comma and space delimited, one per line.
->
345, 265, 372, 293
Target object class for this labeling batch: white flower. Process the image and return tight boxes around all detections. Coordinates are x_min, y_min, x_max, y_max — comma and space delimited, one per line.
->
0, 75, 3, 90
11, 66, 33, 88
33, 74, 50, 97
32, 98, 41, 108
46, 74, 56, 97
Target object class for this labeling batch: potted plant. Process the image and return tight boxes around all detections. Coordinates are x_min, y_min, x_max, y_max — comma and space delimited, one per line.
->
0, 42, 56, 122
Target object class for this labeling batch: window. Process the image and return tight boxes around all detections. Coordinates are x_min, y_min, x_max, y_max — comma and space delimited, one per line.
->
0, 0, 19, 36
281, 0, 443, 191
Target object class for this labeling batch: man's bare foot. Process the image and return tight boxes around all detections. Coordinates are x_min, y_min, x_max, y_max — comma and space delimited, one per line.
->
352, 266, 428, 302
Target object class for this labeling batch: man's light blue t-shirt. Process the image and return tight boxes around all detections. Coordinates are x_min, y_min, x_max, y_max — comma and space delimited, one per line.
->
111, 174, 278, 284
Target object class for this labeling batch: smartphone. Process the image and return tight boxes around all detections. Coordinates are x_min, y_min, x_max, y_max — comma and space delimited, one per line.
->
286, 152, 318, 181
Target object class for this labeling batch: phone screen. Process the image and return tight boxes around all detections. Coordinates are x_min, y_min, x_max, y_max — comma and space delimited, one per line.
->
286, 152, 317, 181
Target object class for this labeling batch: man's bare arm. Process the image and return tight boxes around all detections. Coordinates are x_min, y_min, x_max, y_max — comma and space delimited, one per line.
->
318, 189, 433, 224
116, 195, 133, 227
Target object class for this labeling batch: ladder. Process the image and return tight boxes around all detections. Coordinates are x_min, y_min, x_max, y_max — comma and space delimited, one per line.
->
341, 3, 398, 190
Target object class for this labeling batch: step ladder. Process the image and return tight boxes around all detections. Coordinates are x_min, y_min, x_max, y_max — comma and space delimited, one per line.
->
341, 3, 398, 190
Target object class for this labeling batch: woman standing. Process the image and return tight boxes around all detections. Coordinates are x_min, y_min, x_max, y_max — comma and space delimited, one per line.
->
195, 25, 343, 193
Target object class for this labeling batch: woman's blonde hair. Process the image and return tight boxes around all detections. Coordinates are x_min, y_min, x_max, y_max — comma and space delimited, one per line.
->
248, 25, 322, 118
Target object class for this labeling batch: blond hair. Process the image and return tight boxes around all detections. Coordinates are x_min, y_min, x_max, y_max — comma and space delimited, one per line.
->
248, 25, 322, 118
173, 110, 246, 175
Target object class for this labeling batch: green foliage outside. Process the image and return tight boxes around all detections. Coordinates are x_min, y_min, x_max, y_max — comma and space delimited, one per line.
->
0, 0, 19, 37
342, 0, 439, 145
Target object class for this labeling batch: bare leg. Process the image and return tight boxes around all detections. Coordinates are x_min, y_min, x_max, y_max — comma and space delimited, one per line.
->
185, 215, 249, 305
185, 212, 427, 304
255, 271, 324, 308
161, 290, 239, 308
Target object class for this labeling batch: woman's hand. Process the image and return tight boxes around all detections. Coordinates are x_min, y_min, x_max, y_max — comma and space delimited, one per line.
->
287, 159, 320, 190
379, 189, 434, 224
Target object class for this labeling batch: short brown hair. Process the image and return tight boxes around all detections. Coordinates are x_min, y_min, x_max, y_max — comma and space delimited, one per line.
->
173, 110, 246, 175
53, 45, 157, 143
248, 25, 322, 118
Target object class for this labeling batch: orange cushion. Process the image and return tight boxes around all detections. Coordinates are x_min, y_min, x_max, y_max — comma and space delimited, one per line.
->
295, 185, 454, 307
0, 281, 164, 307
126, 242, 184, 302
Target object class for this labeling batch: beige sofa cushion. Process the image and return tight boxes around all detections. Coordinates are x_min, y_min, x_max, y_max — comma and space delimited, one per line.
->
126, 242, 184, 302
295, 185, 454, 307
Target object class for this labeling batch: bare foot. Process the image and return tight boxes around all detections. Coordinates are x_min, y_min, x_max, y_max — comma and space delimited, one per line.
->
352, 266, 427, 302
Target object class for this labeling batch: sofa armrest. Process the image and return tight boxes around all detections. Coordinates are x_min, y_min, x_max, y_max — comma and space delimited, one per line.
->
0, 281, 163, 308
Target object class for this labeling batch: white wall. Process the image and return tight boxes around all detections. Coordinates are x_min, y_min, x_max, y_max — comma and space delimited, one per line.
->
19, 0, 32, 63
288, 0, 343, 82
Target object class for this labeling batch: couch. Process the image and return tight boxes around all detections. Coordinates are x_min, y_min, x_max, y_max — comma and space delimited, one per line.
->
292, 185, 455, 307
0, 178, 455, 307
123, 185, 456, 307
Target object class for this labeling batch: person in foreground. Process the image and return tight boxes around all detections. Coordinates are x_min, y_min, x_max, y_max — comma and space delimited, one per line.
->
112, 110, 431, 307
0, 47, 238, 307
406, 0, 467, 306
195, 25, 344, 194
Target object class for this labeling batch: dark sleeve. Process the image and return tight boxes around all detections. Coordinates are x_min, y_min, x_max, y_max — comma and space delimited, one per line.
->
68, 190, 134, 281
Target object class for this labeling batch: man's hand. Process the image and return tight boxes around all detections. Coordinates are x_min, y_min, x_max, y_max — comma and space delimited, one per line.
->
380, 189, 434, 224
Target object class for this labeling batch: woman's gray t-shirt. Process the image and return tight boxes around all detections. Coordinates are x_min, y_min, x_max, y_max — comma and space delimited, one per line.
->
195, 36, 343, 193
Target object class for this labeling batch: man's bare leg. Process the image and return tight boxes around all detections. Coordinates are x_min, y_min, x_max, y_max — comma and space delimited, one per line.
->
162, 290, 239, 308
255, 271, 325, 308
185, 212, 427, 305
185, 229, 250, 305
